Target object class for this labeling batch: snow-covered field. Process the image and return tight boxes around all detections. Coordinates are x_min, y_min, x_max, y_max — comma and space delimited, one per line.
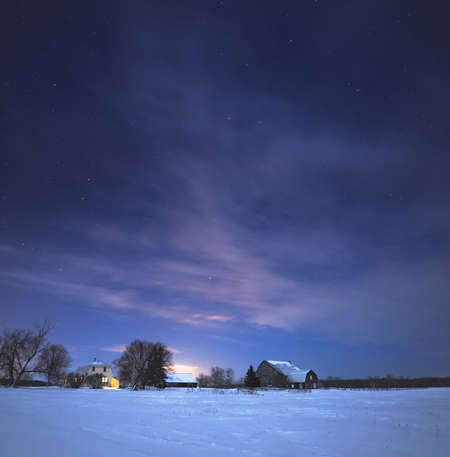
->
1, 387, 449, 457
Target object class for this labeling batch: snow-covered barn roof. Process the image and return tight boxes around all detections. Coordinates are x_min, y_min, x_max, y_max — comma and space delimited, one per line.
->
266, 360, 312, 383
166, 373, 197, 383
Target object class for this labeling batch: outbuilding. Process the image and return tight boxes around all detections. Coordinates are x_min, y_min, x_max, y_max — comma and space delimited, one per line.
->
165, 372, 198, 388
256, 360, 318, 389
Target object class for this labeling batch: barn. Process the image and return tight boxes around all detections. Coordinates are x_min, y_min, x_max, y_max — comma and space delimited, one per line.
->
165, 372, 198, 388
256, 360, 318, 389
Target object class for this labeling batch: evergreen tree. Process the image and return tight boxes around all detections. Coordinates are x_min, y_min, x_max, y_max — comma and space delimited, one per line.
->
244, 365, 260, 388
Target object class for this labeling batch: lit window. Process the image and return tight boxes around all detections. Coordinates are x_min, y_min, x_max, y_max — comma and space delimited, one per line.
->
102, 377, 108, 383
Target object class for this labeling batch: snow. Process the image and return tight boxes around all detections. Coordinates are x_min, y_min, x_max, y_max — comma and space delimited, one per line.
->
1, 387, 449, 457
266, 360, 311, 382
88, 359, 108, 366
166, 372, 197, 383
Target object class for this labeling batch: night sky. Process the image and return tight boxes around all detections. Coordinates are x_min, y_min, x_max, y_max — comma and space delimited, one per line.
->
2, 1, 450, 379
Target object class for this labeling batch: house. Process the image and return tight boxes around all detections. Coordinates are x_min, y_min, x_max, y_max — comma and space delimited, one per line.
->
256, 360, 318, 389
82, 358, 120, 388
165, 372, 198, 388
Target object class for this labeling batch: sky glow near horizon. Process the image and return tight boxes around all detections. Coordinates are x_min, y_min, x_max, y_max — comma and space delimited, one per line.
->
1, 1, 450, 378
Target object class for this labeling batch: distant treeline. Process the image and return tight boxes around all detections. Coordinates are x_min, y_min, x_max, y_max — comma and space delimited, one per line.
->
0, 378, 49, 387
321, 376, 450, 389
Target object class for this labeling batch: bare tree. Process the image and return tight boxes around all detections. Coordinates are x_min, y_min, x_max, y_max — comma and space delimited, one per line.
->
114, 340, 150, 390
0, 322, 51, 387
203, 366, 235, 388
36, 344, 72, 386
0, 332, 14, 382
209, 366, 225, 387
145, 342, 173, 387
196, 373, 209, 387
225, 368, 234, 387
114, 340, 173, 390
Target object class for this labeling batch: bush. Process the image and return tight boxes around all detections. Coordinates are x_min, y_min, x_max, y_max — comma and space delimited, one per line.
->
85, 373, 105, 389
64, 372, 85, 388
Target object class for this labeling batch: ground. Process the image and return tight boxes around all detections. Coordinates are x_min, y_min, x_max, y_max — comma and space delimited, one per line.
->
0, 387, 449, 457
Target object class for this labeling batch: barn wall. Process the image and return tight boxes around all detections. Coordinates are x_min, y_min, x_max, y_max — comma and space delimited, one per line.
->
256, 361, 289, 387
305, 370, 319, 388
166, 382, 197, 388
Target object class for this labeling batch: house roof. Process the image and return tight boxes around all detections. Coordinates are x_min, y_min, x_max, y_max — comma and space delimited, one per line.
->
266, 360, 312, 383
89, 360, 108, 366
166, 373, 197, 384
82, 359, 111, 372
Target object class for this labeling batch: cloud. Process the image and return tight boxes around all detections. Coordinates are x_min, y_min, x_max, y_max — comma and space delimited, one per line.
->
0, 244, 15, 253
1, 50, 449, 352
102, 344, 126, 353
170, 364, 200, 377
2, 147, 450, 349
84, 224, 154, 248
102, 344, 182, 355
95, 290, 136, 310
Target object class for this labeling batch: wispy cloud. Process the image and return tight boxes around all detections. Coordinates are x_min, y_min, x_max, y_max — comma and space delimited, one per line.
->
170, 364, 200, 376
102, 344, 126, 353
102, 344, 182, 355
2, 147, 450, 349
1, 63, 449, 352
0, 244, 15, 253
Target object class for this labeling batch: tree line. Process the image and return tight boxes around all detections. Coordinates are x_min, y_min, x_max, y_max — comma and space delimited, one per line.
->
0, 323, 261, 391
197, 365, 260, 388
0, 325, 175, 389
0, 321, 263, 390
5, 325, 449, 391
321, 375, 450, 389
5, 324, 449, 391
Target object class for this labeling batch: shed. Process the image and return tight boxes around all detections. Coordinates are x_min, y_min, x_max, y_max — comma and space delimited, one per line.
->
165, 372, 198, 388
256, 360, 318, 389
